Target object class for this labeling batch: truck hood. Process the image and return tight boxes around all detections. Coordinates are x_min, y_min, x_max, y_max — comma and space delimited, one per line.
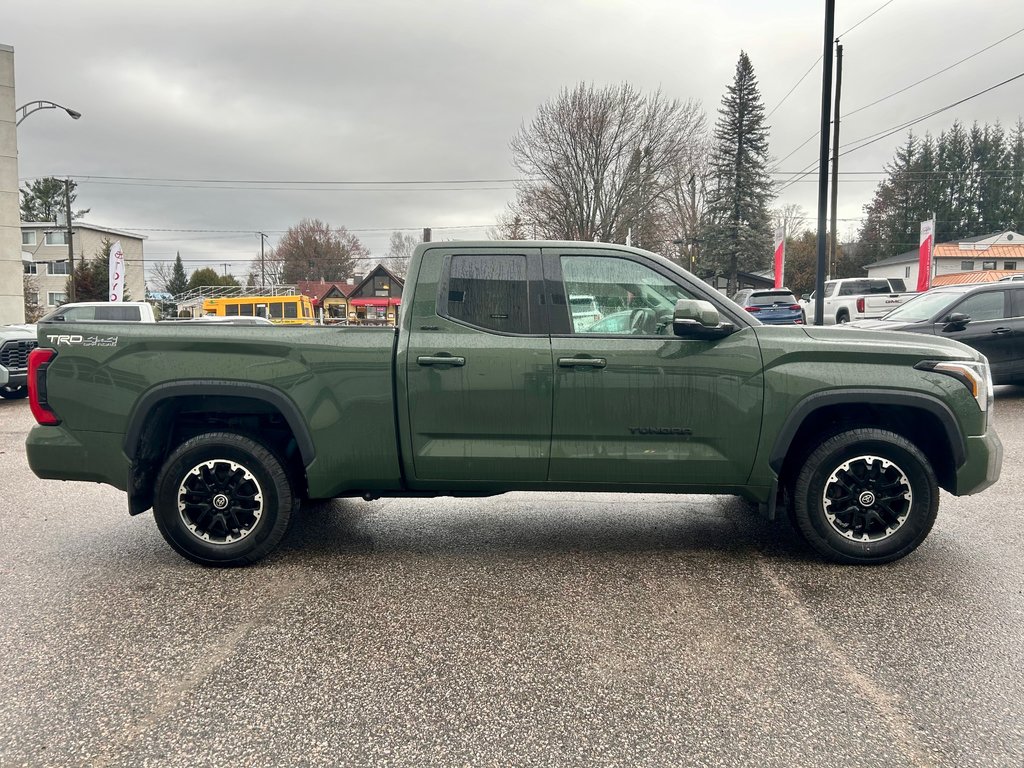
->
797, 325, 980, 362
842, 319, 921, 332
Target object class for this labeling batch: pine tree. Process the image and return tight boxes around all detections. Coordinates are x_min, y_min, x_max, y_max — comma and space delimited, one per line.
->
167, 253, 188, 296
20, 177, 90, 222
703, 51, 773, 293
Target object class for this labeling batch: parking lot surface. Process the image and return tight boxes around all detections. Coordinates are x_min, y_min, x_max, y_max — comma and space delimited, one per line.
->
1, 389, 1023, 767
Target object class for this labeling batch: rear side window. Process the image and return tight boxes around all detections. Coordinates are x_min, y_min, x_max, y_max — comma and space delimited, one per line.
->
838, 279, 892, 296
443, 254, 530, 334
1012, 288, 1024, 319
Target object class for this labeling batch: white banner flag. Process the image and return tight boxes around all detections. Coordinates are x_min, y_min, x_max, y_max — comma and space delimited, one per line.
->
109, 240, 126, 302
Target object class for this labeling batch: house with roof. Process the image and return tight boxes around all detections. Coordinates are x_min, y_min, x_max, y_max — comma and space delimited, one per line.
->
21, 221, 147, 308
297, 264, 404, 325
865, 230, 1024, 287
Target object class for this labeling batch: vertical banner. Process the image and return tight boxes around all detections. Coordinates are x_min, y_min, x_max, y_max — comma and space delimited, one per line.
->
916, 220, 935, 292
109, 240, 126, 302
773, 225, 786, 288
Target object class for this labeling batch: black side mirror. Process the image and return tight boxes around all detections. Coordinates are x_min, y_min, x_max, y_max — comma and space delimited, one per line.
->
673, 299, 735, 339
801, 293, 810, 302
942, 312, 970, 332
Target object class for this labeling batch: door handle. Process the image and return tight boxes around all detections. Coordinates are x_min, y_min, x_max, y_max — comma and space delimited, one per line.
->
991, 327, 1012, 335
417, 355, 465, 367
557, 357, 607, 369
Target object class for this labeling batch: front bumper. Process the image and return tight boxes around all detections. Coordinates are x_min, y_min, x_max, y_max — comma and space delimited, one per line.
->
955, 428, 1003, 495
2, 370, 27, 388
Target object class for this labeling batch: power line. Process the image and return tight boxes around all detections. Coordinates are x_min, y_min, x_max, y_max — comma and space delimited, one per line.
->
45, 174, 528, 185
74, 180, 518, 192
765, 0, 898, 119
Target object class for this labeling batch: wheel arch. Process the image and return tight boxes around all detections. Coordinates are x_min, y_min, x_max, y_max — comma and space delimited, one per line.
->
771, 389, 965, 494
124, 381, 315, 515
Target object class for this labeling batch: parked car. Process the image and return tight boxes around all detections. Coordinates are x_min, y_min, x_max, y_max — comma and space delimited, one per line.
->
732, 289, 804, 325
998, 274, 1024, 282
799, 277, 909, 324
845, 281, 1024, 384
569, 294, 602, 331
41, 301, 156, 323
0, 324, 37, 399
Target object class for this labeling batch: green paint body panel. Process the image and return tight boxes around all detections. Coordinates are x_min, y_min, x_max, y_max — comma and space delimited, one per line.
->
26, 241, 1001, 508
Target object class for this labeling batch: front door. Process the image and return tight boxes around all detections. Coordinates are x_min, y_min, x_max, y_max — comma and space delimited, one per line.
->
403, 246, 553, 484
544, 248, 764, 487
935, 287, 1017, 383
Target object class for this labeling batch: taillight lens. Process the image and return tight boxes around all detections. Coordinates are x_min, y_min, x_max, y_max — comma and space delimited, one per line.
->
856, 297, 865, 313
28, 348, 60, 426
789, 304, 802, 311
744, 306, 761, 312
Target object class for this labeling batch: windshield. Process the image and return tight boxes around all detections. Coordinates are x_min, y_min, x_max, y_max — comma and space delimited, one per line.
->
883, 291, 958, 322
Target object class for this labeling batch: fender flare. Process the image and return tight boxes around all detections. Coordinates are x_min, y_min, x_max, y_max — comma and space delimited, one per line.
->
768, 388, 966, 474
123, 380, 316, 466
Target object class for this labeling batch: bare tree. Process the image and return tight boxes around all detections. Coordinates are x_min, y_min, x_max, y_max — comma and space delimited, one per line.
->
508, 82, 707, 244
23, 275, 44, 322
277, 218, 367, 283
489, 211, 531, 240
380, 231, 418, 278
771, 203, 809, 237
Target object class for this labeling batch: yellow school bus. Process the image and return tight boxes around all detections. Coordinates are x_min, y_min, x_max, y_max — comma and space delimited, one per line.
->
202, 295, 315, 325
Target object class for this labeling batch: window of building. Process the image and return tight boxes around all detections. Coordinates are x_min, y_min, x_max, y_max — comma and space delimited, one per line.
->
960, 260, 975, 271
443, 253, 530, 334
982, 260, 997, 270
26, 292, 39, 306
23, 262, 38, 274
22, 231, 37, 246
1004, 261, 1017, 271
373, 275, 391, 297
905, 266, 911, 278
48, 261, 69, 275
47, 292, 67, 306
44, 231, 68, 246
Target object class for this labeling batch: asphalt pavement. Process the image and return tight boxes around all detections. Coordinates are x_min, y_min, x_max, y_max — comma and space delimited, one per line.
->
1, 389, 1023, 767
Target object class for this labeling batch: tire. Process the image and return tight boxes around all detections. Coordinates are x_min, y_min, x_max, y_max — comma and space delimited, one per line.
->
792, 428, 938, 565
836, 310, 850, 324
152, 431, 296, 566
0, 385, 28, 399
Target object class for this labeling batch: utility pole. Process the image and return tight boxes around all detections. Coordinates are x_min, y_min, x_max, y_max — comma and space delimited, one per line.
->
258, 232, 268, 288
422, 227, 431, 243
829, 41, 844, 280
64, 178, 76, 302
813, 0, 836, 326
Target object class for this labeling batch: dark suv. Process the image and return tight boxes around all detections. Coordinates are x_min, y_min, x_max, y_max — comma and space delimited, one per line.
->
847, 282, 1024, 384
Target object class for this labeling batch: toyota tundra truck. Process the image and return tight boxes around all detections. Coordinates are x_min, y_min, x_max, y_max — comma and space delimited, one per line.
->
25, 241, 1002, 566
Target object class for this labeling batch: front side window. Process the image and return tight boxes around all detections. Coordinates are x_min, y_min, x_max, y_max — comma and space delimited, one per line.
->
443, 254, 530, 334
953, 291, 1005, 322
560, 256, 694, 336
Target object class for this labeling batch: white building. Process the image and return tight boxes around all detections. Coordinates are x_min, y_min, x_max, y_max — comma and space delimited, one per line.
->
21, 222, 146, 309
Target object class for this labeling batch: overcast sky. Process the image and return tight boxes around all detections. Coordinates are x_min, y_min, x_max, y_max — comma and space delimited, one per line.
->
6, 0, 1024, 284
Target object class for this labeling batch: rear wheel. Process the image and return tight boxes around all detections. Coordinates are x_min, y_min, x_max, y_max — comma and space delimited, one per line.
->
792, 428, 938, 564
836, 310, 850, 324
152, 432, 296, 566
0, 385, 28, 399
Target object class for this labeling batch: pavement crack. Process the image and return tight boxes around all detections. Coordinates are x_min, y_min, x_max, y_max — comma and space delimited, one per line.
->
756, 560, 935, 768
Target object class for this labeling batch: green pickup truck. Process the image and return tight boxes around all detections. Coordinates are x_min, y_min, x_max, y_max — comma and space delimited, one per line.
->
26, 242, 1002, 566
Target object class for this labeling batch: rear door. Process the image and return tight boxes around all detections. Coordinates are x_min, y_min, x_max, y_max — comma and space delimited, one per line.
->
1008, 288, 1024, 381
544, 247, 764, 487
403, 246, 553, 484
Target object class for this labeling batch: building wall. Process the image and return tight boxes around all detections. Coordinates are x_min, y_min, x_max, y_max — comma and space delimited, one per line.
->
869, 255, 1023, 287
0, 44, 23, 324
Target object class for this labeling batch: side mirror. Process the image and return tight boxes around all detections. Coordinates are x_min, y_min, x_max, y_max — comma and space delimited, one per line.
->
942, 312, 970, 332
673, 299, 735, 339
801, 293, 810, 302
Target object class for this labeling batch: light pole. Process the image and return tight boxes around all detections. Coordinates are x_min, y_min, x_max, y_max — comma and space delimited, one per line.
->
16, 100, 81, 126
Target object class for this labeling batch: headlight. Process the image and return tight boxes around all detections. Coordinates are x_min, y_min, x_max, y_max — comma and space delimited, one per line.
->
917, 359, 993, 414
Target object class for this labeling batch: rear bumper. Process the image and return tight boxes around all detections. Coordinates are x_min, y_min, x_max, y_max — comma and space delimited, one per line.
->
954, 427, 1003, 495
26, 425, 130, 491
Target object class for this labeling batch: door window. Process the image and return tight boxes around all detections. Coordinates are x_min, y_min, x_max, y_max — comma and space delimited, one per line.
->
952, 291, 1006, 322
560, 256, 694, 335
442, 254, 531, 334
1009, 288, 1024, 318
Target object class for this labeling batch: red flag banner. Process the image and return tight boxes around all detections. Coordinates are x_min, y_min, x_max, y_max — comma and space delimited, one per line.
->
773, 225, 785, 288
916, 220, 935, 292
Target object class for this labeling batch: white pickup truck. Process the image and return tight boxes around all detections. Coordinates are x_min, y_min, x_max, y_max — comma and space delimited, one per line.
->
800, 278, 910, 325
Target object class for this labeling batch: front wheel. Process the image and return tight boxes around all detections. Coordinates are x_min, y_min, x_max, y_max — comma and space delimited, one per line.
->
792, 428, 938, 564
0, 385, 28, 399
152, 432, 296, 566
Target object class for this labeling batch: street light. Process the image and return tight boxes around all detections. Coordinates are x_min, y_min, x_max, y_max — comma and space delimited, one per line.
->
16, 100, 82, 126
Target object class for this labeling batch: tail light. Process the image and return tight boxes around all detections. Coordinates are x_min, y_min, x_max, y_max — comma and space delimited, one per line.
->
744, 306, 761, 312
856, 297, 865, 313
28, 348, 60, 426
789, 304, 802, 311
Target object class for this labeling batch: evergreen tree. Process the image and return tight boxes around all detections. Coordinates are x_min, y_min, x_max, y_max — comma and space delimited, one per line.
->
167, 253, 188, 296
703, 51, 774, 293
20, 177, 90, 222
66, 239, 119, 302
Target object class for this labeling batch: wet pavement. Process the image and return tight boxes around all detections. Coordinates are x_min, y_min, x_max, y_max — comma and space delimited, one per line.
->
1, 388, 1023, 767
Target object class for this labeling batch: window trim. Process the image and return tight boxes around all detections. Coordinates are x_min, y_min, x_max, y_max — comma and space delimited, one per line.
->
436, 251, 545, 337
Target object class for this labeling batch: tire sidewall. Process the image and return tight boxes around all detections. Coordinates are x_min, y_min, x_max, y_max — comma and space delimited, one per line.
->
795, 432, 937, 563
154, 434, 293, 565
